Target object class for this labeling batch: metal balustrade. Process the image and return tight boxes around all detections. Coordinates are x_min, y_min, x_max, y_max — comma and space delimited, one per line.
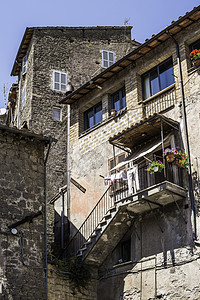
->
64, 184, 114, 257
143, 86, 176, 118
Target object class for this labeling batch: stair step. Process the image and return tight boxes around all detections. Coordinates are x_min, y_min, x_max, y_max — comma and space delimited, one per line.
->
109, 206, 117, 214
105, 213, 112, 220
100, 220, 107, 226
85, 238, 92, 245
80, 246, 87, 252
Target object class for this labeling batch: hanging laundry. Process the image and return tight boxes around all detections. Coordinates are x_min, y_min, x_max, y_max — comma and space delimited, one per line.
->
127, 165, 140, 195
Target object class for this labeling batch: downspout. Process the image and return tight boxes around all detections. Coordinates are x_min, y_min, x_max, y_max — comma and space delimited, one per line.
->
60, 187, 65, 249
166, 31, 197, 240
44, 138, 52, 300
66, 104, 71, 223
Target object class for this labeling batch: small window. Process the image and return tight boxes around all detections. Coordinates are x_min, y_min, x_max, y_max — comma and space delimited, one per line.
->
102, 50, 115, 68
53, 71, 67, 92
121, 239, 131, 263
84, 102, 102, 131
53, 107, 62, 121
21, 86, 26, 109
142, 57, 175, 100
189, 39, 200, 67
111, 87, 126, 112
22, 55, 27, 75
190, 39, 200, 52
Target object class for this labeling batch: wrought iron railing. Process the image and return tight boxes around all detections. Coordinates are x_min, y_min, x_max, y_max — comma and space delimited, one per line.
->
112, 159, 183, 203
64, 156, 184, 258
64, 184, 114, 257
143, 85, 176, 118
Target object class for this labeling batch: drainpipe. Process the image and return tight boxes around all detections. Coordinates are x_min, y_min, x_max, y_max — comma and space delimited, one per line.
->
166, 31, 197, 240
59, 187, 65, 249
66, 104, 71, 228
44, 138, 52, 300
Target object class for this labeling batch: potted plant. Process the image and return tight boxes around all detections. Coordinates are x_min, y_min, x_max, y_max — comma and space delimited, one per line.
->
110, 109, 117, 117
173, 150, 190, 169
146, 160, 164, 174
163, 148, 178, 163
190, 49, 200, 68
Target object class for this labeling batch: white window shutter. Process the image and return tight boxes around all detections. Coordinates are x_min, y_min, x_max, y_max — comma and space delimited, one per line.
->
22, 55, 27, 75
102, 50, 115, 68
53, 71, 67, 92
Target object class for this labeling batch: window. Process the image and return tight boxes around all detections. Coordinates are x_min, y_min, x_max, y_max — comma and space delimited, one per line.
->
53, 71, 67, 92
84, 102, 102, 131
190, 39, 200, 52
22, 55, 27, 75
121, 239, 131, 263
111, 87, 126, 112
102, 50, 115, 68
189, 39, 200, 67
142, 57, 175, 100
21, 86, 26, 109
53, 107, 62, 121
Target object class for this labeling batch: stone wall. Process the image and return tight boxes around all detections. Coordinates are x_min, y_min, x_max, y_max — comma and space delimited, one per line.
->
11, 26, 137, 246
47, 264, 97, 300
0, 125, 48, 299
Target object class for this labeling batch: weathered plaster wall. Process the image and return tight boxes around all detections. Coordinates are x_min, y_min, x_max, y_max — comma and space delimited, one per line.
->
0, 128, 47, 299
97, 202, 200, 300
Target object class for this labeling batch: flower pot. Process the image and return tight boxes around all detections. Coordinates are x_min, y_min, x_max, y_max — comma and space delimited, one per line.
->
192, 58, 200, 68
165, 153, 175, 163
173, 159, 184, 168
153, 166, 159, 172
110, 109, 117, 117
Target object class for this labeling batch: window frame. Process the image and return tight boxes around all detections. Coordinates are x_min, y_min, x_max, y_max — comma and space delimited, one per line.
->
111, 86, 126, 112
84, 101, 102, 131
53, 107, 62, 121
101, 50, 115, 68
189, 38, 200, 68
53, 70, 68, 93
22, 55, 27, 75
142, 57, 175, 101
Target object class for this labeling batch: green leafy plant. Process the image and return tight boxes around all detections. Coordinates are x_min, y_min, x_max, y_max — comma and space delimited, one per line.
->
47, 250, 91, 294
174, 150, 190, 169
146, 160, 164, 174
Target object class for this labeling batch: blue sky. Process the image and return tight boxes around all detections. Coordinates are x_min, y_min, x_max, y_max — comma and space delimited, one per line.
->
0, 0, 199, 108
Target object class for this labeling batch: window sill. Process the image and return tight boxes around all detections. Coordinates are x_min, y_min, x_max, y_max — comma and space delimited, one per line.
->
139, 83, 176, 105
80, 108, 127, 138
113, 260, 133, 268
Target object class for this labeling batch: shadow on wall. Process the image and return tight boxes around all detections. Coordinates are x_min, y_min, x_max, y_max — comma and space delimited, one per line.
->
52, 211, 86, 259
97, 201, 194, 300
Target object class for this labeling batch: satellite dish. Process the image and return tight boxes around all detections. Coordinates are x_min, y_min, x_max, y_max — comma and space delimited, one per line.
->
0, 108, 6, 115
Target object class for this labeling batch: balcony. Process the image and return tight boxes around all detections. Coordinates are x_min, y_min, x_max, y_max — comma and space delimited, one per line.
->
142, 84, 176, 118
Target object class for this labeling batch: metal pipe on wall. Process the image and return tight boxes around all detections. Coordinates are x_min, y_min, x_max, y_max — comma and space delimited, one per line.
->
166, 31, 197, 240
44, 138, 52, 300
67, 104, 71, 223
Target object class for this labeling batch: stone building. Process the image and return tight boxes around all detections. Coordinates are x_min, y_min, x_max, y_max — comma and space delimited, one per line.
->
59, 5, 200, 299
0, 124, 50, 299
8, 26, 139, 246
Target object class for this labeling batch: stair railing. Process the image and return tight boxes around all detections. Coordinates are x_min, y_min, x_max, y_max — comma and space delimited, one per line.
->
64, 184, 114, 257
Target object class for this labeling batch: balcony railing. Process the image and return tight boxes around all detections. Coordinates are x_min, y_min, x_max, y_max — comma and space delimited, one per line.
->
112, 159, 183, 203
63, 157, 184, 258
143, 85, 176, 118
